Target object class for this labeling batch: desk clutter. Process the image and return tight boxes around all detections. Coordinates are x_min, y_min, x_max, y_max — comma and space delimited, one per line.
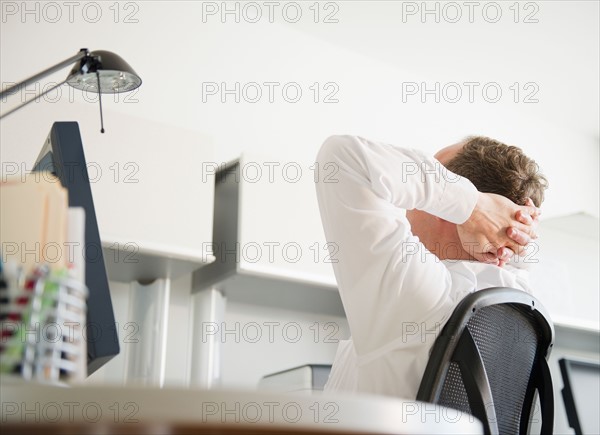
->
0, 173, 88, 383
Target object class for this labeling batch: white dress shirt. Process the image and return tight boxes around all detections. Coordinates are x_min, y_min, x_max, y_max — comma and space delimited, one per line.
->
315, 135, 533, 400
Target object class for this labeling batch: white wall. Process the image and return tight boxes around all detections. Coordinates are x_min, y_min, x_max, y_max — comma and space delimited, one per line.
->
2, 2, 598, 217
221, 302, 349, 389
530, 213, 600, 328
1, 1, 598, 389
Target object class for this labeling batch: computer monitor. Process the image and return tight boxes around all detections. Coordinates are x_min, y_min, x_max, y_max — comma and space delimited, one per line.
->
33, 122, 119, 375
559, 357, 600, 435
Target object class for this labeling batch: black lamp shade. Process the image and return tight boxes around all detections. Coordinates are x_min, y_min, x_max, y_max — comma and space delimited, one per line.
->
66, 50, 142, 94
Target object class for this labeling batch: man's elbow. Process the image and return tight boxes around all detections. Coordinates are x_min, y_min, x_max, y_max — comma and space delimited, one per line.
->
316, 135, 356, 166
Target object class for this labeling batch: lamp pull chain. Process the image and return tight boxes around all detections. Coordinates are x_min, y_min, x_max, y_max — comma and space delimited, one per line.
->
96, 71, 105, 133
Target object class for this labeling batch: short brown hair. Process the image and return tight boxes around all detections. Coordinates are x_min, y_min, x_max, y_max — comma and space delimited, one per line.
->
445, 136, 548, 207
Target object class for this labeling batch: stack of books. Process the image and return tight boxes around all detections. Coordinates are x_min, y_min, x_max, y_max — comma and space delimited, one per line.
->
0, 173, 88, 383
258, 364, 332, 393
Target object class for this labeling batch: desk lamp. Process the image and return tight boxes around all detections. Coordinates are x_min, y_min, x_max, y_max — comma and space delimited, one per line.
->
0, 48, 142, 132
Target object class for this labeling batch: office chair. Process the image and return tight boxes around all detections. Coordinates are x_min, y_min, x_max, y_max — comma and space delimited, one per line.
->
416, 287, 554, 435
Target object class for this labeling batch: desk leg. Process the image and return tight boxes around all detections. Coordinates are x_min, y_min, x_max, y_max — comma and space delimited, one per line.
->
190, 287, 226, 388
124, 278, 170, 387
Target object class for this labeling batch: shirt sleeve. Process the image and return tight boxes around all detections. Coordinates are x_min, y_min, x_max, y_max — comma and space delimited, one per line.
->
315, 135, 479, 357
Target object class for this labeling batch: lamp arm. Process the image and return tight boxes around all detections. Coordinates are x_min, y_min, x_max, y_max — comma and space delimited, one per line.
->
0, 49, 88, 100
0, 78, 69, 120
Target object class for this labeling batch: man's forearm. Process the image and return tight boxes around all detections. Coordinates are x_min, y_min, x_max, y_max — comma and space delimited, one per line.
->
314, 135, 477, 355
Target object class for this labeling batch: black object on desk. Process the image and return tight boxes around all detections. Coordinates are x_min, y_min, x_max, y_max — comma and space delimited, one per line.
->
33, 121, 120, 375
559, 357, 600, 435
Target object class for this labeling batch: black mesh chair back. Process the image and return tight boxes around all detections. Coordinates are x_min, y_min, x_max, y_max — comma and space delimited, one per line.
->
416, 287, 554, 435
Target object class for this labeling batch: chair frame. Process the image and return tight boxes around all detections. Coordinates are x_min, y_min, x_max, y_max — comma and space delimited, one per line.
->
416, 287, 554, 435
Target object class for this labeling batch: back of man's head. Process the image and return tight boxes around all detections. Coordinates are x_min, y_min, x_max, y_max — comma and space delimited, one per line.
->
445, 136, 548, 207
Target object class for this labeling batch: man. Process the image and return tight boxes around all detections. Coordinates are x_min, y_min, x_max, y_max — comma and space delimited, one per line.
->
315, 135, 547, 399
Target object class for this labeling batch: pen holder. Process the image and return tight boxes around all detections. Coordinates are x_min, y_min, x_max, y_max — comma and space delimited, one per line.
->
0, 264, 88, 383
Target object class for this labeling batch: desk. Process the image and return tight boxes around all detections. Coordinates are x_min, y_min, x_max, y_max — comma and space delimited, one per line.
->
0, 379, 483, 434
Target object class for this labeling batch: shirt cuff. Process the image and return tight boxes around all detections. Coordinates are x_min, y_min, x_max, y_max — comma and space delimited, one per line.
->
436, 174, 479, 224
